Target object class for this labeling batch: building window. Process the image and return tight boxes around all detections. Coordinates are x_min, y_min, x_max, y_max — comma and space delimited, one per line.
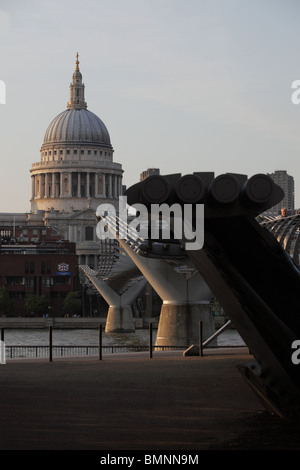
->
52, 276, 70, 285
26, 261, 35, 274
5, 276, 25, 286
85, 226, 94, 241
94, 150, 97, 155
67, 150, 70, 155
60, 150, 63, 155
81, 150, 84, 154
74, 149, 77, 154
25, 278, 35, 288
88, 150, 91, 155
98, 174, 104, 194
41, 277, 51, 287
41, 260, 51, 274
54, 150, 57, 155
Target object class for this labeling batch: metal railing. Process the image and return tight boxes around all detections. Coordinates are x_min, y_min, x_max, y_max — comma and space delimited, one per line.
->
1, 320, 243, 361
4, 344, 189, 360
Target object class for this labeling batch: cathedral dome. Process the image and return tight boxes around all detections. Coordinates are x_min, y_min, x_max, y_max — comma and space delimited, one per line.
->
42, 53, 112, 148
30, 53, 123, 216
43, 108, 112, 147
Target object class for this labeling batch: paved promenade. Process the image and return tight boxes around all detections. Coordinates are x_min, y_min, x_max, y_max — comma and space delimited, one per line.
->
0, 348, 300, 450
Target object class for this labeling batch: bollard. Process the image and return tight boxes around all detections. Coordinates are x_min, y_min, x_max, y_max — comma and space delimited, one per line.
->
49, 325, 53, 362
0, 328, 5, 365
149, 322, 153, 359
99, 324, 102, 361
0, 339, 5, 364
199, 321, 203, 356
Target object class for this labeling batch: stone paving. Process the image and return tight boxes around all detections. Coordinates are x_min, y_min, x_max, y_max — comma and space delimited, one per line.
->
0, 348, 300, 450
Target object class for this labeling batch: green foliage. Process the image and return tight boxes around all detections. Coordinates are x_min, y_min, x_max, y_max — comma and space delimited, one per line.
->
0, 287, 13, 315
24, 294, 49, 316
64, 292, 81, 316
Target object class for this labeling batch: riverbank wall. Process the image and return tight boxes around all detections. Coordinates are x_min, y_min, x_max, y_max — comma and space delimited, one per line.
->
0, 317, 158, 329
0, 315, 228, 330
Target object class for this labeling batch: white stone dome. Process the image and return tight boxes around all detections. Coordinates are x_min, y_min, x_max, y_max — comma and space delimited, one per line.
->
43, 108, 112, 147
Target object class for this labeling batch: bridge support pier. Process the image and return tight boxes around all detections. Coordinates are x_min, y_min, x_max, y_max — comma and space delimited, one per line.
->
156, 302, 214, 349
116, 240, 215, 348
105, 306, 135, 333
80, 266, 146, 333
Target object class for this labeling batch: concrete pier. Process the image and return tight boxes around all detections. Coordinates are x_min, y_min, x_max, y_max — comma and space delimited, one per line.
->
156, 302, 213, 348
80, 265, 147, 333
116, 237, 215, 348
105, 306, 136, 333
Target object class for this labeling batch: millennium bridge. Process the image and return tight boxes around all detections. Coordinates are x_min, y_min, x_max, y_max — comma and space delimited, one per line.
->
81, 171, 300, 421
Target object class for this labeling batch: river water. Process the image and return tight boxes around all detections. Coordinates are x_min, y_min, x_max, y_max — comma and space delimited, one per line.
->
2, 327, 245, 348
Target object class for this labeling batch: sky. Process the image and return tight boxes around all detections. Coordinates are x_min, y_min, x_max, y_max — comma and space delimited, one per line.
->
1, 0, 300, 212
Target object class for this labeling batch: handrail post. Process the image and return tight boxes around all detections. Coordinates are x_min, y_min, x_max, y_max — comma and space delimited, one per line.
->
49, 325, 53, 362
149, 322, 153, 359
99, 324, 102, 361
199, 321, 203, 356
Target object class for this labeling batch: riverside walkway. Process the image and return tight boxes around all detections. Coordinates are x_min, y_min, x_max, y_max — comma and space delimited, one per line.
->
0, 348, 300, 450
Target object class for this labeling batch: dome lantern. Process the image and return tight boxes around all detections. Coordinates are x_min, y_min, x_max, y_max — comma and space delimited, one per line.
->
67, 52, 87, 110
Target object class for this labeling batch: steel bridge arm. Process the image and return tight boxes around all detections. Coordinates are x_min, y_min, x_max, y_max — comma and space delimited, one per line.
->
125, 172, 300, 420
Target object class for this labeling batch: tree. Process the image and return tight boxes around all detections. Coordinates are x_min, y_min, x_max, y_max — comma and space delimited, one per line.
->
24, 294, 49, 317
0, 287, 13, 316
64, 292, 81, 317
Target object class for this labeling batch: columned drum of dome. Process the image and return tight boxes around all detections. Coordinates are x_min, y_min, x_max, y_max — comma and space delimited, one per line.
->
30, 53, 123, 213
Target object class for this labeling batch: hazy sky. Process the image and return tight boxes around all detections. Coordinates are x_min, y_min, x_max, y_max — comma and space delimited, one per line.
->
1, 0, 300, 212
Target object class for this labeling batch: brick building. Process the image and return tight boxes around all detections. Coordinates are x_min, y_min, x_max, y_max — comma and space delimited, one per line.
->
0, 225, 77, 317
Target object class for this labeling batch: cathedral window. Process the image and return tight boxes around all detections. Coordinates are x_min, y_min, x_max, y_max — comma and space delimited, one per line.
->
85, 226, 94, 241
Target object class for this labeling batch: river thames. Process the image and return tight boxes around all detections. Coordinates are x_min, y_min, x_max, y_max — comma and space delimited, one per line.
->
2, 327, 245, 348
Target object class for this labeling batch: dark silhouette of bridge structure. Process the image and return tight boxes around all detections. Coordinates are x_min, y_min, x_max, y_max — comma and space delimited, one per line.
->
122, 172, 300, 421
